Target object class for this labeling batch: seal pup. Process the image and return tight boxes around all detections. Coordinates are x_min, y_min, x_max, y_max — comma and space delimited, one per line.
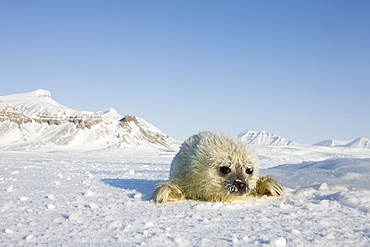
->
152, 131, 284, 203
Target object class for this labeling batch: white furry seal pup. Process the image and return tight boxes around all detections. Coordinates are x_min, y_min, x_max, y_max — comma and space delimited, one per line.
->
152, 131, 284, 203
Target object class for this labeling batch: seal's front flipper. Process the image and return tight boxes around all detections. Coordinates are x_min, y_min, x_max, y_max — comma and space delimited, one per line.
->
151, 182, 185, 203
251, 175, 284, 197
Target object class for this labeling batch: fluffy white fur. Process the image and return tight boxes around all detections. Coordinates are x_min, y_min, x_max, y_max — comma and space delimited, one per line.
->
152, 131, 283, 203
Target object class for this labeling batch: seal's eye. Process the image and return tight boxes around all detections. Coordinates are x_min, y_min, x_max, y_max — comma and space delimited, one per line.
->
245, 166, 253, 174
220, 166, 231, 174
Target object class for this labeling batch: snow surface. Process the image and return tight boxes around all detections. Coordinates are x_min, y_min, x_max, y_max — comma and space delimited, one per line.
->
255, 145, 370, 168
1, 147, 370, 246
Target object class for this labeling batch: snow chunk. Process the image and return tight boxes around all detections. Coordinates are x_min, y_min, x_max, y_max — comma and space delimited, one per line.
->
274, 238, 287, 247
25, 234, 34, 241
46, 194, 55, 200
83, 190, 94, 197
68, 211, 80, 221
89, 202, 99, 209
19, 196, 29, 201
134, 193, 142, 199
6, 185, 14, 192
123, 224, 133, 232
144, 222, 154, 229
232, 234, 239, 243
319, 183, 329, 190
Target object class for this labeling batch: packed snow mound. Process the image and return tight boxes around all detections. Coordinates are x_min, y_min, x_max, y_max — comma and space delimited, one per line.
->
255, 145, 370, 169
0, 90, 178, 152
267, 158, 370, 190
238, 130, 295, 146
314, 137, 370, 149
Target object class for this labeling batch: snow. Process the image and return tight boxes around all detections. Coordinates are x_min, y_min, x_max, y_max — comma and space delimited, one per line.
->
1, 147, 370, 246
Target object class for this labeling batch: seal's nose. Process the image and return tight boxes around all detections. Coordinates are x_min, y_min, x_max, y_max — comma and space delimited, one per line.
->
234, 181, 246, 191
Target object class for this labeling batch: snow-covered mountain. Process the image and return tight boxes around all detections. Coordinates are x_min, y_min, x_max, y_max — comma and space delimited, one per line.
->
345, 137, 370, 148
0, 89, 178, 152
237, 130, 295, 146
314, 137, 370, 149
313, 139, 349, 147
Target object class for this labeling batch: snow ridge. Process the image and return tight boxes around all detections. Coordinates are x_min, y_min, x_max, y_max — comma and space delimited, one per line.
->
0, 90, 178, 152
238, 130, 294, 146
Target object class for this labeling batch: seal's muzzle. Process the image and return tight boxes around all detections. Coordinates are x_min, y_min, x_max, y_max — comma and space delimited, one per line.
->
226, 180, 249, 196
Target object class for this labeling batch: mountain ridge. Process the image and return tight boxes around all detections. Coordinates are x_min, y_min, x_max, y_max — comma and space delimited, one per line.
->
237, 130, 295, 146
314, 137, 370, 149
0, 89, 178, 152
238, 130, 370, 149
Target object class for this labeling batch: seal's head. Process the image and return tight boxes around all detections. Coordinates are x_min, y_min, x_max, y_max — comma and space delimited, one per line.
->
220, 159, 256, 196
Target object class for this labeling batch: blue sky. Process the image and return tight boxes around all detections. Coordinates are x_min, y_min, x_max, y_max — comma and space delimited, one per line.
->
1, 1, 369, 143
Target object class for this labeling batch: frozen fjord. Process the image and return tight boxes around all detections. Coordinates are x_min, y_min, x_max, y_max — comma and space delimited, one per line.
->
1, 150, 370, 246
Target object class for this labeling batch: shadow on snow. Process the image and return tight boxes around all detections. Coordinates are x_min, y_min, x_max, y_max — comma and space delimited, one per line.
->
101, 178, 166, 201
